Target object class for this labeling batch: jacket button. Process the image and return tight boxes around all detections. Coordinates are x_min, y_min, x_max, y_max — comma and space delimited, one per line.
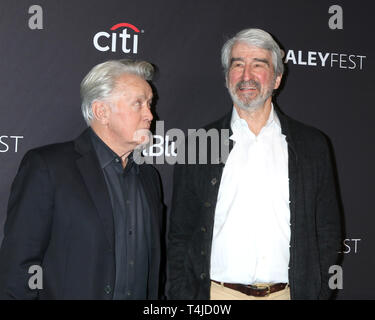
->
204, 202, 211, 208
201, 226, 207, 232
211, 178, 217, 186
201, 250, 206, 255
200, 273, 206, 280
104, 285, 112, 294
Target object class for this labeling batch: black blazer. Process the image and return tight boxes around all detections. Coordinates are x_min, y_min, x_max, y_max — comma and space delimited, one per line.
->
0, 129, 164, 299
167, 108, 343, 300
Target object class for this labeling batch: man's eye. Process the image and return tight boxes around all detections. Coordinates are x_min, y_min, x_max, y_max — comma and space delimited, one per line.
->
254, 62, 267, 68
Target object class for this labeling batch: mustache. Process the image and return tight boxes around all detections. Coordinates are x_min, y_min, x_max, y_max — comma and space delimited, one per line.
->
236, 80, 261, 90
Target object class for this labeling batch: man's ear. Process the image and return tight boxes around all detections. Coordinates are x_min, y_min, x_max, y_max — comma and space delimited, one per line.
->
274, 74, 282, 90
92, 100, 110, 125
225, 73, 230, 89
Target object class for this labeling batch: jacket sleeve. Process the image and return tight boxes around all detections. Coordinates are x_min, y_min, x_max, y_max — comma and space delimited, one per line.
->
0, 150, 54, 299
315, 138, 343, 300
152, 166, 167, 300
167, 162, 198, 300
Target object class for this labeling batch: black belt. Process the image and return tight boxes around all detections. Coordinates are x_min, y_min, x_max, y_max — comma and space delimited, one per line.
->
212, 280, 288, 297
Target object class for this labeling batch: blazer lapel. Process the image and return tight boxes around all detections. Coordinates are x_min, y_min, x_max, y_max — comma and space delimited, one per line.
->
138, 167, 160, 248
210, 110, 233, 169
201, 111, 233, 212
275, 107, 299, 226
137, 166, 161, 297
74, 130, 114, 251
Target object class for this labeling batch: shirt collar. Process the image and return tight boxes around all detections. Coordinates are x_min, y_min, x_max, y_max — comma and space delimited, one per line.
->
230, 103, 281, 133
89, 127, 137, 173
89, 128, 120, 169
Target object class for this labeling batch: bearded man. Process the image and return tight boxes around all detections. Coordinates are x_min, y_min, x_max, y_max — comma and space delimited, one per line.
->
167, 28, 342, 300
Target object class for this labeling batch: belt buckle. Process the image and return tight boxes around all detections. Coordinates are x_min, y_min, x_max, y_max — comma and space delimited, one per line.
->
253, 284, 271, 297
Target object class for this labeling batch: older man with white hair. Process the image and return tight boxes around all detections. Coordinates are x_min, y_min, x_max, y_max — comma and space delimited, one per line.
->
0, 59, 164, 300
168, 28, 342, 300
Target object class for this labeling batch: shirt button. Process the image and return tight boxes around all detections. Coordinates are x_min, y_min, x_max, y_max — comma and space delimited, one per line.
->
126, 200, 131, 205
201, 250, 206, 256
104, 285, 112, 294
127, 291, 132, 296
115, 158, 120, 163
129, 260, 134, 266
201, 226, 207, 232
204, 202, 211, 208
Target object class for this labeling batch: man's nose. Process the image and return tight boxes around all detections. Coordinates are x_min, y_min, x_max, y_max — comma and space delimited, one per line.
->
144, 107, 153, 122
242, 64, 253, 81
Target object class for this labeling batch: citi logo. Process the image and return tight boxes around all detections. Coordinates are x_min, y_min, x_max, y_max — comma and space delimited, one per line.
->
93, 23, 141, 54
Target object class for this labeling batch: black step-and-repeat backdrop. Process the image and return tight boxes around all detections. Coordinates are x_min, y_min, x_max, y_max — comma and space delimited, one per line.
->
0, 0, 374, 299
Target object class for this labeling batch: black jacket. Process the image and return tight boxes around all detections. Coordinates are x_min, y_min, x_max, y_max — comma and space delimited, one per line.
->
0, 129, 164, 299
167, 108, 343, 300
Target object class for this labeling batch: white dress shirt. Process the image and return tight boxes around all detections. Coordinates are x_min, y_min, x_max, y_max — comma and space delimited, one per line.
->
210, 104, 291, 284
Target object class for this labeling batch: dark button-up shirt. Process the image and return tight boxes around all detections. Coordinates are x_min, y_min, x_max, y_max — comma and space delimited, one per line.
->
90, 128, 151, 300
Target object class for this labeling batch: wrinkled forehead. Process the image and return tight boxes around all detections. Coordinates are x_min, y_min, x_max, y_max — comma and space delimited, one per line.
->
230, 42, 273, 61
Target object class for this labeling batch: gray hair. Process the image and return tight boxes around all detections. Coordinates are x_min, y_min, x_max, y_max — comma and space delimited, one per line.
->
221, 28, 284, 80
80, 59, 154, 125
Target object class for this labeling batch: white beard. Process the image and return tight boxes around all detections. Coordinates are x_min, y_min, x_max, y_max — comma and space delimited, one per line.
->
228, 78, 275, 112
